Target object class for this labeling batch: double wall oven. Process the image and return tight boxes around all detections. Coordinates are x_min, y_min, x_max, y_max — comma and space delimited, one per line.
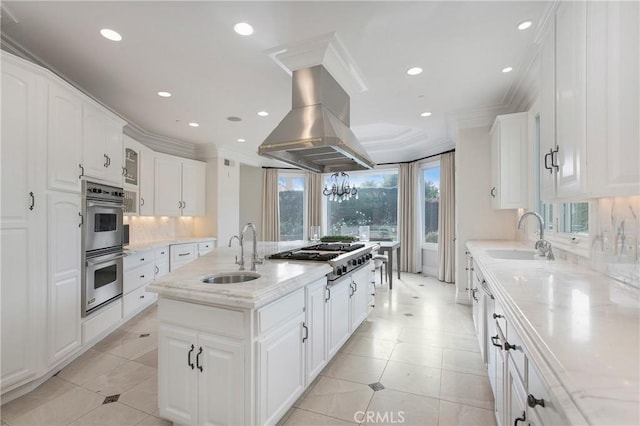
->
81, 181, 125, 317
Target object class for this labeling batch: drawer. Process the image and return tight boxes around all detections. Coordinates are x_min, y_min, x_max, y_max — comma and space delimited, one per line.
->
124, 248, 154, 271
155, 261, 169, 279
159, 298, 245, 338
198, 240, 215, 256
505, 321, 526, 385
123, 285, 156, 318
155, 245, 169, 263
170, 243, 197, 268
257, 288, 305, 336
124, 262, 155, 293
82, 299, 122, 344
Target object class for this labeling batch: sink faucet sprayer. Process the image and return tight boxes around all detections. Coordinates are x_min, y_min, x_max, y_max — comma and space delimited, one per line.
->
517, 212, 554, 260
230, 223, 263, 271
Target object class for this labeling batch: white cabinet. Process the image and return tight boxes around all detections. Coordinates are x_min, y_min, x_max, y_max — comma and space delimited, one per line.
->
305, 278, 328, 384
123, 247, 156, 318
197, 240, 215, 257
326, 277, 351, 359
539, 26, 557, 201
48, 82, 83, 193
350, 267, 370, 331
158, 309, 245, 425
170, 243, 197, 271
0, 54, 45, 391
155, 155, 205, 217
47, 192, 82, 365
154, 246, 170, 279
586, 1, 640, 197
82, 102, 125, 186
490, 113, 528, 209
139, 145, 155, 216
123, 135, 141, 215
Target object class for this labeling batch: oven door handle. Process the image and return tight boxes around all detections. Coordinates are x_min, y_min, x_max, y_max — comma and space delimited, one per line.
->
86, 253, 125, 266
87, 201, 125, 209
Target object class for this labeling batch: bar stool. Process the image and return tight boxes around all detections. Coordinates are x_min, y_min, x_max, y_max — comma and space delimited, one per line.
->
373, 254, 389, 286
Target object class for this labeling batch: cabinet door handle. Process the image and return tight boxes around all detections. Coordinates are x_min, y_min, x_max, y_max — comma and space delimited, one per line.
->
78, 212, 84, 228
325, 287, 331, 302
504, 341, 517, 351
139, 274, 145, 279
491, 334, 502, 348
107, 155, 111, 167
140, 197, 145, 207
493, 313, 503, 319
29, 192, 35, 211
155, 265, 159, 274
514, 411, 526, 426
187, 344, 195, 369
353, 282, 357, 292
527, 394, 545, 408
182, 201, 186, 209
302, 323, 308, 343
122, 167, 127, 176
79, 163, 84, 179
104, 154, 109, 168
544, 149, 553, 173
177, 201, 182, 209
465, 287, 478, 302
551, 146, 560, 171
196, 346, 203, 372
490, 187, 496, 198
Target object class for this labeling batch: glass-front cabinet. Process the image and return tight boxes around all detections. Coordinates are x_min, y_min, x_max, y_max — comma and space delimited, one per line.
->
123, 135, 142, 215
124, 147, 139, 186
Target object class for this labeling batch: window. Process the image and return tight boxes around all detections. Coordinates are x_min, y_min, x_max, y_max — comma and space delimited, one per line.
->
559, 202, 589, 235
423, 165, 440, 244
278, 174, 305, 241
325, 170, 398, 240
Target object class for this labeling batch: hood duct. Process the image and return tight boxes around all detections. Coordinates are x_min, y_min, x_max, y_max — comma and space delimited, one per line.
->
258, 65, 375, 173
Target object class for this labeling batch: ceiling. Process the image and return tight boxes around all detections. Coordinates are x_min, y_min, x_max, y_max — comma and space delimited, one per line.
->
1, 1, 551, 166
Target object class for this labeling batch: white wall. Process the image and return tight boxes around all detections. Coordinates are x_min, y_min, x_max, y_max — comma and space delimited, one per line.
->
421, 246, 438, 277
239, 164, 263, 240
455, 126, 518, 303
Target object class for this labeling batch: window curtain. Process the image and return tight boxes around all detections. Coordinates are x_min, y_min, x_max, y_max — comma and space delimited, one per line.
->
307, 172, 323, 232
261, 169, 280, 241
438, 152, 456, 283
398, 162, 422, 273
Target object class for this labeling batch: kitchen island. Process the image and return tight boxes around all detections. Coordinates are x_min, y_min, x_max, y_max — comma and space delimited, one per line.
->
147, 241, 374, 425
466, 240, 639, 426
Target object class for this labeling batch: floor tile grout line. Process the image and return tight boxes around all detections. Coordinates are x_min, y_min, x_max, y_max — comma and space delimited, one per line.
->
294, 406, 361, 425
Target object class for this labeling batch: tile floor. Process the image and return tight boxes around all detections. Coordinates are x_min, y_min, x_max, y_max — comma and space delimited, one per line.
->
1, 273, 496, 426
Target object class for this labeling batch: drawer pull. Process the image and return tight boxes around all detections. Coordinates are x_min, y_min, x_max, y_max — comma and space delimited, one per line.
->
514, 411, 526, 426
493, 313, 503, 319
139, 275, 145, 278
178, 253, 191, 257
527, 394, 545, 408
140, 258, 145, 261
491, 335, 502, 348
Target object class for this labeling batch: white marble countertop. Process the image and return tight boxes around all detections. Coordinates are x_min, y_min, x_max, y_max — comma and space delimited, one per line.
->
147, 241, 334, 309
467, 240, 640, 426
125, 236, 217, 252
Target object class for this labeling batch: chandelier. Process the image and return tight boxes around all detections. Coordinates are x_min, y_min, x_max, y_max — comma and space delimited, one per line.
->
323, 172, 358, 202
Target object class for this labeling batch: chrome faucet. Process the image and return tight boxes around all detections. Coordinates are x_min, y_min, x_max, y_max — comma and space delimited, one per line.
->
518, 212, 554, 260
234, 223, 262, 271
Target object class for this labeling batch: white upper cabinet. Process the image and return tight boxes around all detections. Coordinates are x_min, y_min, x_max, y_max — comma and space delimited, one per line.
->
139, 145, 155, 216
490, 113, 528, 209
554, 0, 587, 199
539, 27, 557, 202
586, 1, 640, 197
48, 82, 83, 193
82, 103, 125, 186
155, 155, 206, 217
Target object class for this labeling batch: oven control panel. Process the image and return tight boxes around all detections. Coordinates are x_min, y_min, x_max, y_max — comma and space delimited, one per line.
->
85, 181, 125, 202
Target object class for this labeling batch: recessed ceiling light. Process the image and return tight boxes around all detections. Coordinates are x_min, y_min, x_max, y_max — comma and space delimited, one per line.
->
226, 116, 242, 122
188, 122, 199, 127
421, 112, 432, 117
502, 67, 513, 73
100, 29, 122, 41
257, 111, 269, 117
157, 91, 172, 97
237, 138, 246, 142
407, 67, 423, 76
517, 20, 533, 30
234, 22, 254, 36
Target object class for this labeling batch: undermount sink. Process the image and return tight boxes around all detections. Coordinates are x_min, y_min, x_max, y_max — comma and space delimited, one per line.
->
486, 249, 539, 260
201, 271, 260, 284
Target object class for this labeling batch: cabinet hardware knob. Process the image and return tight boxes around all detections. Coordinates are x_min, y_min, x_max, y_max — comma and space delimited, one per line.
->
493, 313, 503, 319
514, 411, 526, 426
302, 323, 309, 343
491, 335, 502, 348
29, 192, 35, 211
139, 275, 145, 278
527, 394, 545, 408
187, 344, 195, 369
196, 346, 203, 372
504, 341, 517, 351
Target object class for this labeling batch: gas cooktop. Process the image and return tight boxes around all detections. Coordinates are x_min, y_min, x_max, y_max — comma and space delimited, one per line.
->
300, 243, 365, 252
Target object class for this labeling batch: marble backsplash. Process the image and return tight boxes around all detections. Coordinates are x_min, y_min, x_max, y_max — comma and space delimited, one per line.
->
557, 196, 640, 288
124, 216, 197, 244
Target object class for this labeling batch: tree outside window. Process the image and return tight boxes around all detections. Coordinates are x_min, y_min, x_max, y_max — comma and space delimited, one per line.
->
423, 166, 440, 243
325, 171, 398, 240
278, 175, 305, 241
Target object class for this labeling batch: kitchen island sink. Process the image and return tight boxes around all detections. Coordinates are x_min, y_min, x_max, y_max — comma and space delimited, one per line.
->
200, 271, 260, 284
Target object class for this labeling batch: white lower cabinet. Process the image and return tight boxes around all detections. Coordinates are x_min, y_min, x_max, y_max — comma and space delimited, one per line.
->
158, 323, 244, 425
154, 246, 170, 279
326, 277, 351, 359
305, 279, 328, 383
170, 243, 197, 271
350, 267, 369, 331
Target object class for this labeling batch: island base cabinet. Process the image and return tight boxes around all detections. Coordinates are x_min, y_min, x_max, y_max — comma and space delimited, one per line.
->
326, 278, 351, 359
158, 323, 245, 426
257, 313, 306, 425
305, 279, 328, 384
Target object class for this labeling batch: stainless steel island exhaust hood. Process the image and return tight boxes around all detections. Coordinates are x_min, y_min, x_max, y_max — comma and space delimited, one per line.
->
258, 65, 375, 173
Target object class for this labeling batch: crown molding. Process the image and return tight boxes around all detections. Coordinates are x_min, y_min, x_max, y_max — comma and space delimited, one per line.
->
123, 125, 196, 159
265, 31, 368, 95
